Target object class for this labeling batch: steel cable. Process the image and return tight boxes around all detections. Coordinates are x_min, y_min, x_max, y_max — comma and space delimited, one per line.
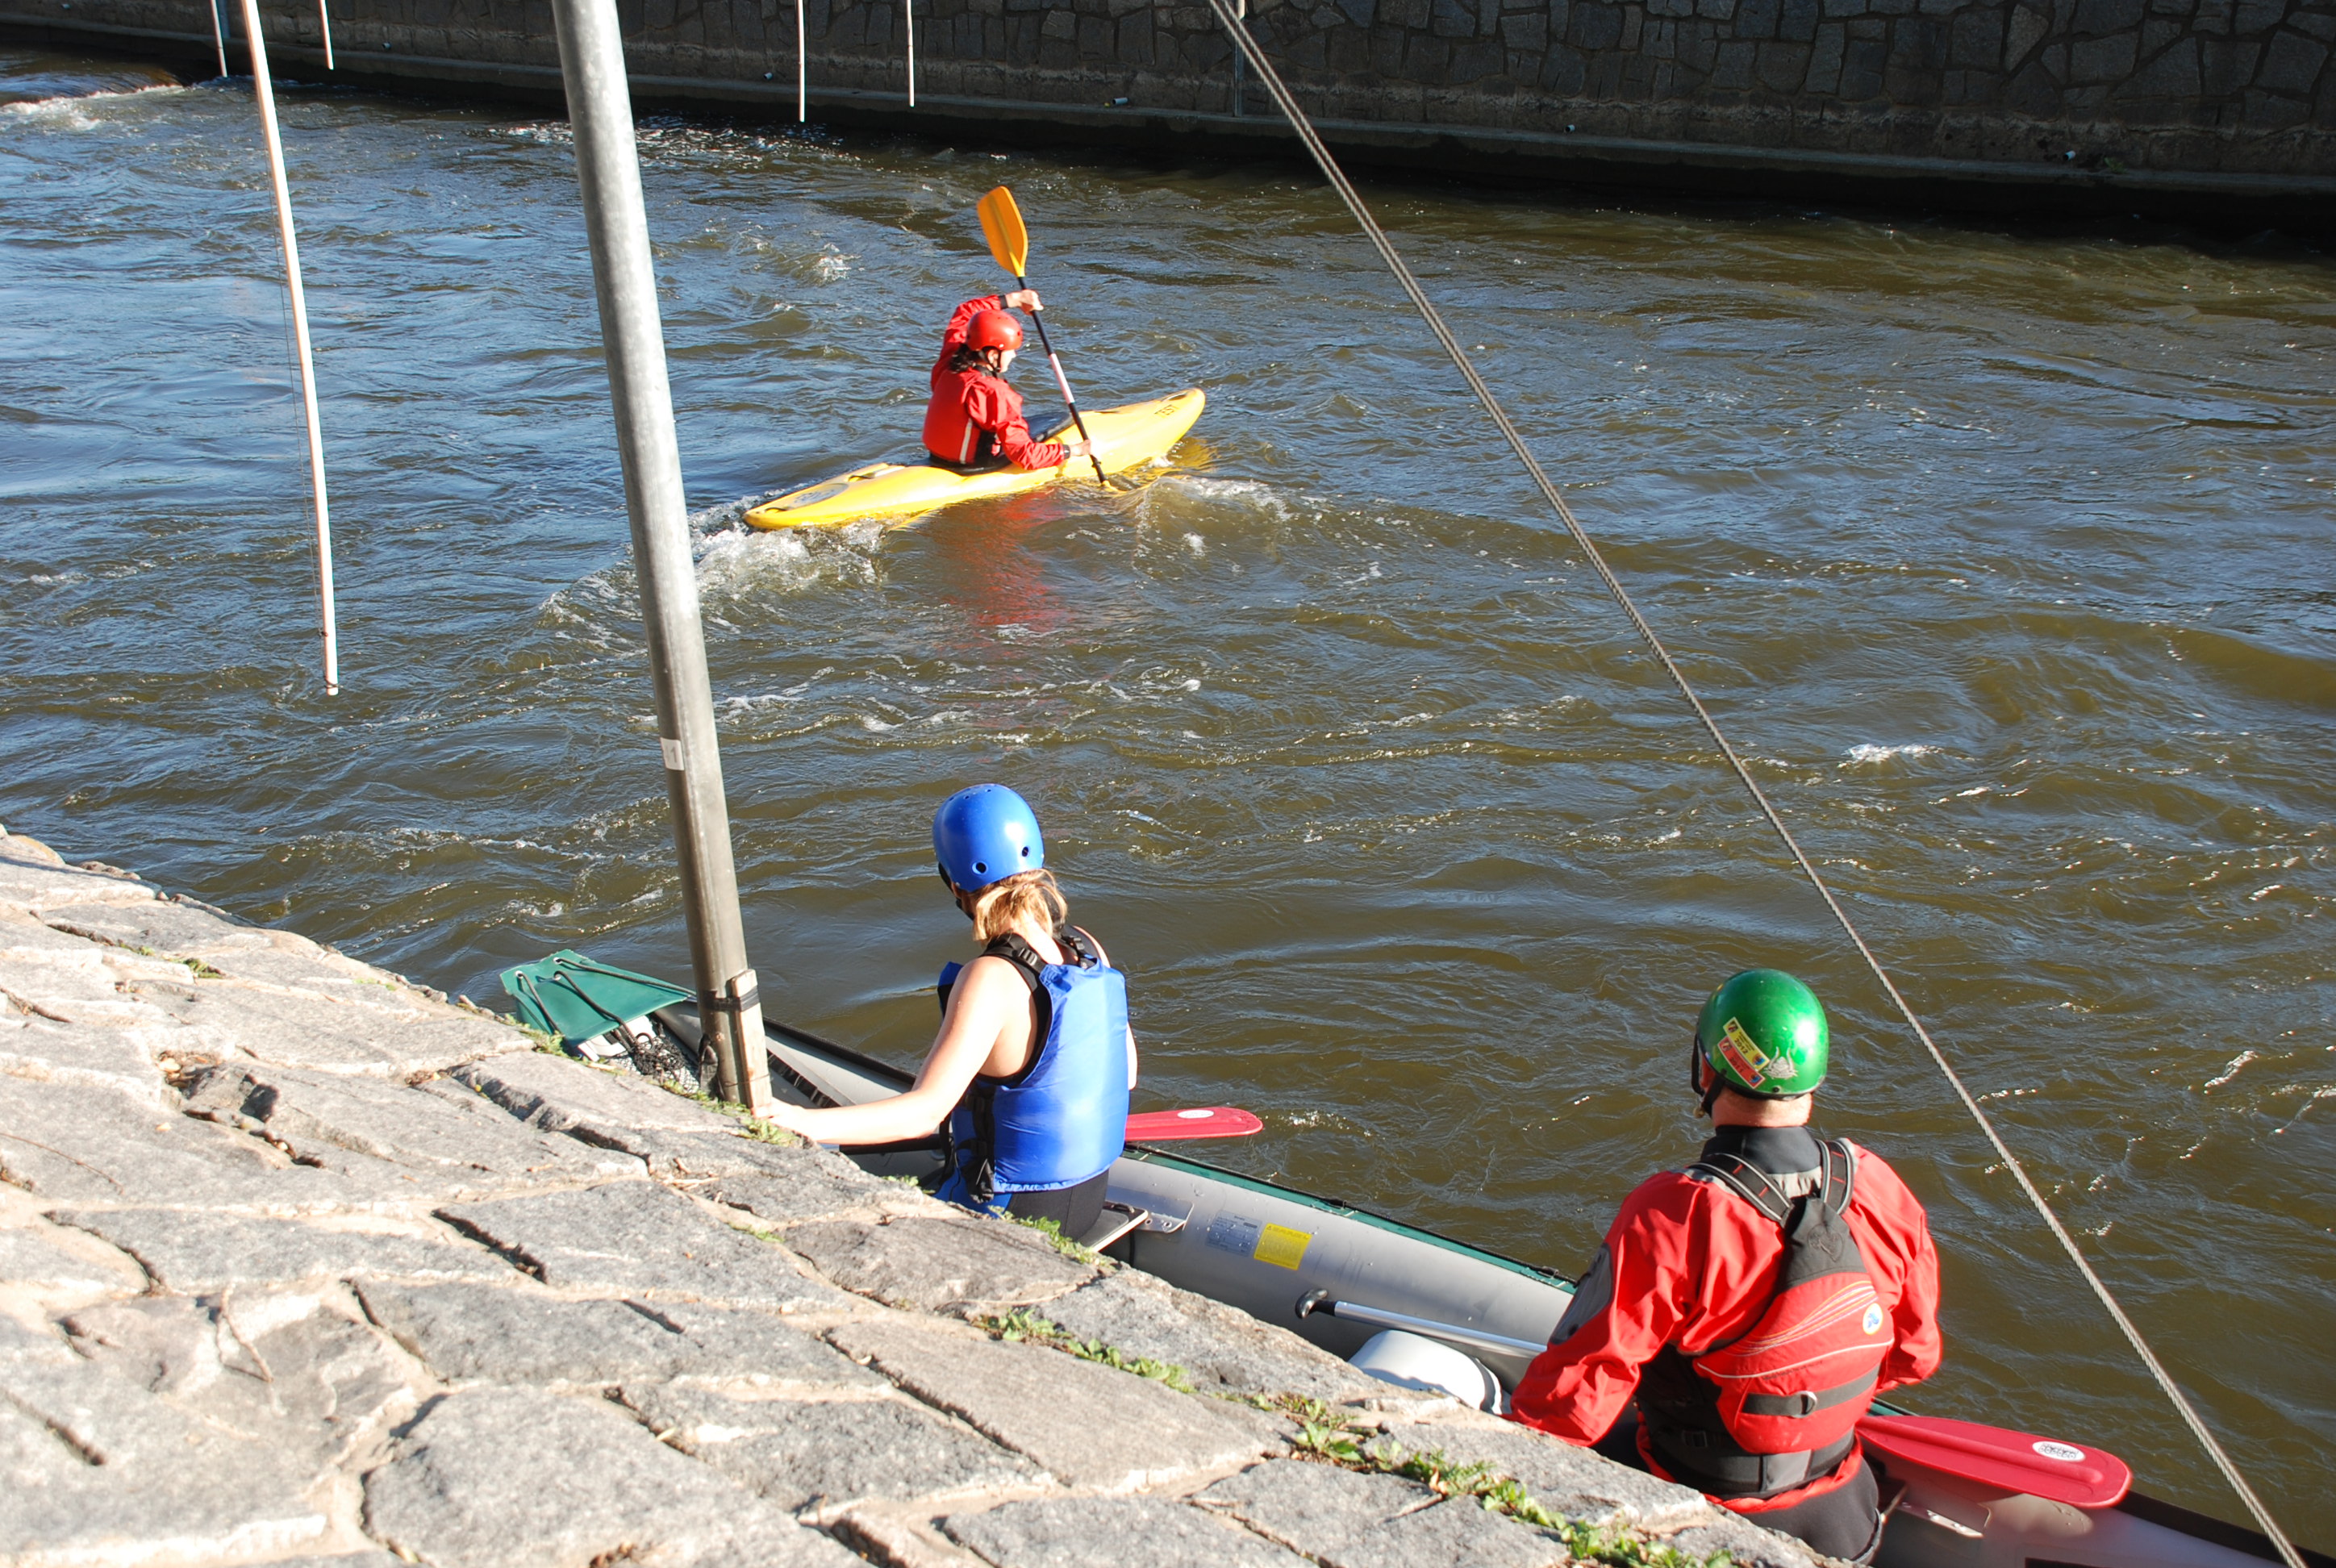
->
1195, 5, 2305, 1561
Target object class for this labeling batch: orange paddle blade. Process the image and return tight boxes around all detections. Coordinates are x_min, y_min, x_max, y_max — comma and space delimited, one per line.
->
977, 186, 1028, 277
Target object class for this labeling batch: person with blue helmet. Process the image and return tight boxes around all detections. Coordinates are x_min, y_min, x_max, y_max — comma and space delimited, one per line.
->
756, 784, 1136, 1238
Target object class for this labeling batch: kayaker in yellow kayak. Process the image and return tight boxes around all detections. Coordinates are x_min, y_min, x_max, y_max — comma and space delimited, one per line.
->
922, 293, 1095, 473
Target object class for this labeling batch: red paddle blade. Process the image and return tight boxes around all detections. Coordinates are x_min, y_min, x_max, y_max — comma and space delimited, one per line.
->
1125, 1107, 1264, 1141
1859, 1413, 2131, 1509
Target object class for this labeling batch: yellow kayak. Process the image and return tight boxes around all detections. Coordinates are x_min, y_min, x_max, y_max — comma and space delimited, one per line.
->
743, 389, 1205, 531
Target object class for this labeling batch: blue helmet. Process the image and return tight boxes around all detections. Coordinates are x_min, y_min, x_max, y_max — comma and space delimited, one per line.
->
933, 784, 1045, 894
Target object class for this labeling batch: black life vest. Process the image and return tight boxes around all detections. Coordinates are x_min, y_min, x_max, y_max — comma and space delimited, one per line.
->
1638, 1139, 1892, 1499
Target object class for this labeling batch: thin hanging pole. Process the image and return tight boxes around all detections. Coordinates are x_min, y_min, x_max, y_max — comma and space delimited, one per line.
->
237, 0, 340, 694
208, 0, 228, 79
318, 0, 335, 69
903, 0, 915, 106
1230, 0, 1245, 115
796, 0, 807, 123
546, 0, 773, 1116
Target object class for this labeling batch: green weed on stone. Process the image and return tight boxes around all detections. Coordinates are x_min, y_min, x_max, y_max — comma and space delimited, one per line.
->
1006, 1213, 1101, 1266
1281, 1407, 1733, 1568
974, 1308, 1195, 1395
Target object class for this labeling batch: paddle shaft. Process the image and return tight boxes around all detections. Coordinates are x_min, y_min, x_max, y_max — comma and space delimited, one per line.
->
1014, 273, 1108, 486
1298, 1292, 1547, 1359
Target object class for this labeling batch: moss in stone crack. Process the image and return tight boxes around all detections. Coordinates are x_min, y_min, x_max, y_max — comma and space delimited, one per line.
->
974, 1308, 1195, 1394
649, 1082, 804, 1146
1006, 1213, 1100, 1265
1287, 1410, 1732, 1568
126, 943, 224, 980
515, 1020, 566, 1054
1554, 1517, 1733, 1568
732, 1117, 803, 1149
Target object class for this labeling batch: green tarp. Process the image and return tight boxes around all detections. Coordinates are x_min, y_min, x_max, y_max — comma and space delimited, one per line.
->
499, 950, 690, 1046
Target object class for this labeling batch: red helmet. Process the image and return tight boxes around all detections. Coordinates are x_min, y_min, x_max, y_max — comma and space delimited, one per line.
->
966, 309, 1023, 353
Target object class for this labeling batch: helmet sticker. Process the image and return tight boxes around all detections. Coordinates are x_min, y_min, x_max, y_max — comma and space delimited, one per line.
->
1718, 1016, 1773, 1085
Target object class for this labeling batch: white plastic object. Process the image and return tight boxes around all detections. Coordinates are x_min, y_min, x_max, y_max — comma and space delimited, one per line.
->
1349, 1329, 1505, 1412
574, 1032, 628, 1061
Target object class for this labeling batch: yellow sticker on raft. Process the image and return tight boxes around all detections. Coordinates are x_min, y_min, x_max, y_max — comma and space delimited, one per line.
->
1254, 1224, 1312, 1270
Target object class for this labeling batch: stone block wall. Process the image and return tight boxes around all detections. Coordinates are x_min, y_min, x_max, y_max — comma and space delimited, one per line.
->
8, 0, 2334, 197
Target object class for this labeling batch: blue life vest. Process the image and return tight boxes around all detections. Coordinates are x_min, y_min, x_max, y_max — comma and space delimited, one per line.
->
933, 927, 1129, 1210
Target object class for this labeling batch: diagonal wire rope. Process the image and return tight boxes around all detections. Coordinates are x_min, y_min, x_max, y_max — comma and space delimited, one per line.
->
1195, 4, 2305, 1562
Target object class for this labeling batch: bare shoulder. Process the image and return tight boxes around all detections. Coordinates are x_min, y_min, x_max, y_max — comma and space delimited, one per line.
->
962, 950, 1037, 990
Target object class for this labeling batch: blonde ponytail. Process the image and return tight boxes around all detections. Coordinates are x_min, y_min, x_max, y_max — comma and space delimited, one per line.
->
970, 869, 1068, 944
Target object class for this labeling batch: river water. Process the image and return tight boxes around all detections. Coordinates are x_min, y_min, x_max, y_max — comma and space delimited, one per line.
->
4, 45, 2331, 1536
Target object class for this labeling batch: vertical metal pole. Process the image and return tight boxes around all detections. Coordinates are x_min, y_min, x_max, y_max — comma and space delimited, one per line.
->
318, 0, 336, 69
237, 0, 340, 694
209, 0, 228, 79
904, 0, 915, 106
1231, 0, 1246, 114
547, 0, 771, 1116
796, 0, 807, 123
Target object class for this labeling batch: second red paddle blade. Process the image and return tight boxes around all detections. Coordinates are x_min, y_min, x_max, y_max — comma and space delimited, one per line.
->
1859, 1413, 2131, 1509
1124, 1107, 1265, 1141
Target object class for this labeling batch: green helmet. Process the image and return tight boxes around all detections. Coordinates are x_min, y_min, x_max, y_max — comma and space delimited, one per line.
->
1693, 970, 1829, 1101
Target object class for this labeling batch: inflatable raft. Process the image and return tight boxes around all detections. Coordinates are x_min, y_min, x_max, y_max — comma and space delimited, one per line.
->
503, 953, 2328, 1568
743, 388, 1205, 530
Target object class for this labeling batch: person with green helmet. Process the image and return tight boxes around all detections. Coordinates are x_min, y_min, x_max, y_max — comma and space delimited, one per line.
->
1510, 970, 1942, 1564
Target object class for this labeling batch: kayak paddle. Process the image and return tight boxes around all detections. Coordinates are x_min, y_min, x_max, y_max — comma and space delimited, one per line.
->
1858, 1412, 2131, 1509
1126, 1106, 1265, 1142
974, 185, 1111, 488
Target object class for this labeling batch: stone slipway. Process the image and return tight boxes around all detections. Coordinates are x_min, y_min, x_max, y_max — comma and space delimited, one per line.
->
0, 824, 1818, 1568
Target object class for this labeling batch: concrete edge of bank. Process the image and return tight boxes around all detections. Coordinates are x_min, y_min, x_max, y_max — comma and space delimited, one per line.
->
9, 10, 2336, 229
0, 824, 1828, 1568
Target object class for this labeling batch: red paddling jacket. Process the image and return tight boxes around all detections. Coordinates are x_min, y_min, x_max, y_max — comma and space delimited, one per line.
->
1511, 1126, 1941, 1514
921, 296, 1070, 471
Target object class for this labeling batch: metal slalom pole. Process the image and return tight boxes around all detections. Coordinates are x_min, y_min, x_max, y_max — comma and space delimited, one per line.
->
796, 0, 807, 123
904, 0, 915, 107
318, 0, 336, 69
1230, 0, 1245, 115
236, 0, 340, 694
547, 0, 772, 1116
208, 0, 228, 79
